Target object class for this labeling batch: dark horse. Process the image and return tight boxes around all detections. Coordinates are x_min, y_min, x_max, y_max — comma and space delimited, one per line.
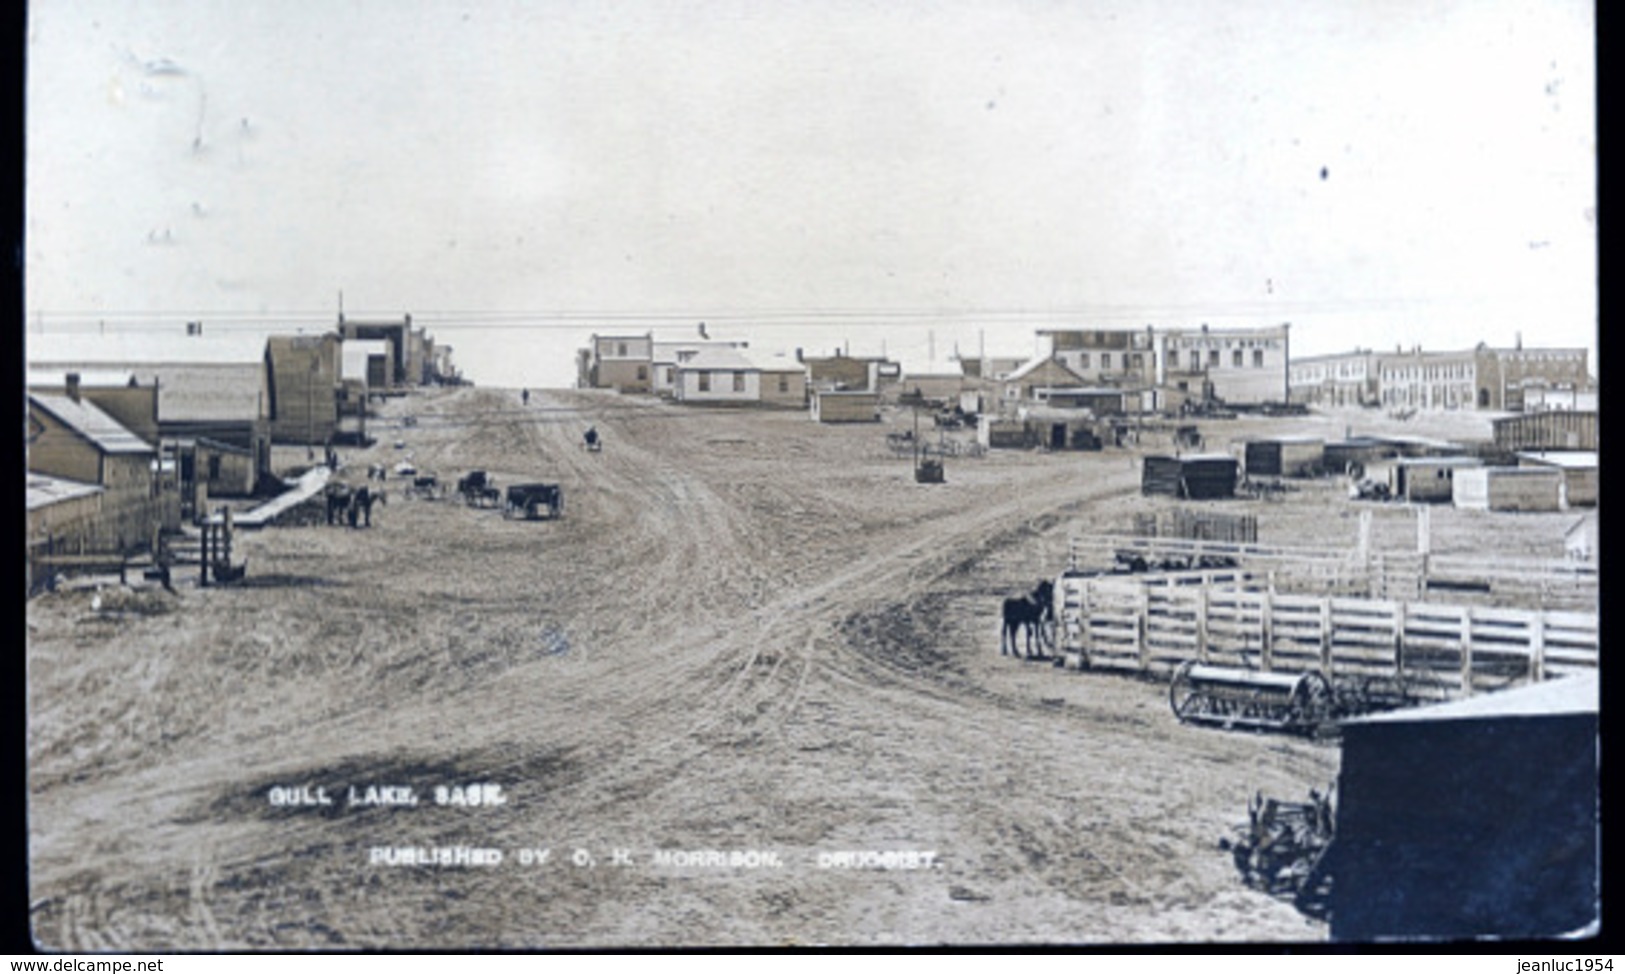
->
349, 485, 384, 527
1001, 579, 1056, 658
324, 483, 353, 526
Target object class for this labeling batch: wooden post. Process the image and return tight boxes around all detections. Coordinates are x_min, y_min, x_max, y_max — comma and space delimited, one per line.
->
1319, 597, 1334, 679
1078, 580, 1093, 669
1137, 587, 1150, 673
1260, 582, 1275, 672
1392, 598, 1407, 676
1459, 605, 1474, 695
200, 521, 210, 587
1530, 612, 1546, 683
1195, 579, 1210, 663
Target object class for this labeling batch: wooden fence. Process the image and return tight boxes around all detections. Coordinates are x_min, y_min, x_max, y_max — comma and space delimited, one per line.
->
1068, 533, 1597, 611
1056, 571, 1597, 695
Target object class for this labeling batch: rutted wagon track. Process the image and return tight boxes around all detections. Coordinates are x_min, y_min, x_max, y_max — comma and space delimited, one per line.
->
29, 386, 1337, 948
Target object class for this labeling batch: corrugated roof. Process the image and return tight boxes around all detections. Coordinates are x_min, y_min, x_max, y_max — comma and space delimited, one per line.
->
28, 332, 268, 365
1516, 451, 1598, 469
29, 394, 154, 454
26, 473, 104, 511
1348, 671, 1596, 724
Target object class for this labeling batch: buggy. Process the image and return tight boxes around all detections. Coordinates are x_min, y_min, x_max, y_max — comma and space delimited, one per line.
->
504, 483, 564, 520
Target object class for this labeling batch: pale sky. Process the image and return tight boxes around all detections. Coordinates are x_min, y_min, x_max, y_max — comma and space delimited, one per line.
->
25, 0, 1596, 388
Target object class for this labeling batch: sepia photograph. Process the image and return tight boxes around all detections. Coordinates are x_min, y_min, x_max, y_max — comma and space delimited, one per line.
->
23, 0, 1597, 950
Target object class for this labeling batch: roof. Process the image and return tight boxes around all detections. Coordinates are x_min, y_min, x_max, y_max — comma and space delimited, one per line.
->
681, 346, 757, 371
1348, 671, 1596, 725
29, 394, 155, 454
1251, 435, 1324, 445
26, 473, 104, 511
146, 364, 266, 422
1039, 386, 1132, 396
1516, 451, 1598, 470
1389, 455, 1481, 467
26, 369, 138, 388
746, 352, 806, 373
1006, 356, 1083, 383
28, 332, 268, 366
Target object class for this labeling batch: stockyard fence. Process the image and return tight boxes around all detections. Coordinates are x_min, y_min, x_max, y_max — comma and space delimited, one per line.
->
1069, 533, 1598, 611
1055, 567, 1597, 698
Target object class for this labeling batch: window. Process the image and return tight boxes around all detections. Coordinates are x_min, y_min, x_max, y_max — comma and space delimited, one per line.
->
617, 342, 628, 357
733, 372, 746, 393
778, 375, 789, 394
1100, 353, 1111, 370
1253, 349, 1264, 368
1209, 349, 1220, 367
699, 372, 711, 392
1130, 353, 1143, 370
1167, 350, 1179, 369
665, 367, 675, 384
1232, 349, 1243, 368
636, 365, 647, 382
208, 455, 221, 480
1079, 353, 1090, 370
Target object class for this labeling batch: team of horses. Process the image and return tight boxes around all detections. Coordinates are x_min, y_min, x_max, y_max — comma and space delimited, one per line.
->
324, 482, 385, 528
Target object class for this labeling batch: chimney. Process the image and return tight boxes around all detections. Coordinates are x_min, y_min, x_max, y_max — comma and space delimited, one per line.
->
1515, 331, 1523, 350
66, 372, 81, 403
795, 347, 803, 362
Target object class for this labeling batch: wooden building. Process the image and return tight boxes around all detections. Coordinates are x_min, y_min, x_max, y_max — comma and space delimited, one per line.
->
581, 332, 654, 393
1364, 456, 1482, 503
1330, 672, 1598, 941
1243, 436, 1325, 477
1322, 437, 1399, 476
810, 390, 879, 423
1141, 454, 1238, 499
28, 393, 163, 552
1515, 451, 1597, 507
265, 334, 342, 445
1452, 466, 1566, 513
1492, 410, 1597, 452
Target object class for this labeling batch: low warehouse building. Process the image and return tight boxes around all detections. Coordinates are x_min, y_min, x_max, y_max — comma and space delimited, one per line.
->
1515, 451, 1597, 507
1142, 454, 1238, 499
1493, 410, 1597, 452
1330, 672, 1598, 941
1243, 436, 1325, 477
1452, 466, 1566, 512
978, 415, 1035, 450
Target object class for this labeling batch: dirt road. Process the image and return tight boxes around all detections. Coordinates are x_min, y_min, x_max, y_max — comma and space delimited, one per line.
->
30, 387, 1372, 947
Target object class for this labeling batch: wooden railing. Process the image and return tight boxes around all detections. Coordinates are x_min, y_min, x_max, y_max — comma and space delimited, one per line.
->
1066, 533, 1597, 611
1056, 571, 1597, 695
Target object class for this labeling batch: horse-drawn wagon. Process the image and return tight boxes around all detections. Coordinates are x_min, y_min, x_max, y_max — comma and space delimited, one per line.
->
504, 482, 564, 520
457, 470, 503, 508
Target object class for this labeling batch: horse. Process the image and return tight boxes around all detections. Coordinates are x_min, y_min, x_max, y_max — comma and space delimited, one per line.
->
324, 483, 354, 526
1001, 579, 1056, 658
350, 485, 384, 527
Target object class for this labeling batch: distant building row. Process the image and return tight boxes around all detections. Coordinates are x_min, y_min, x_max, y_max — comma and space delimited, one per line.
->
1289, 341, 1592, 411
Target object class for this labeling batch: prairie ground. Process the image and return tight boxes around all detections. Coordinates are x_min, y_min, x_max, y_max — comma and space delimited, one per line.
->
27, 388, 1577, 948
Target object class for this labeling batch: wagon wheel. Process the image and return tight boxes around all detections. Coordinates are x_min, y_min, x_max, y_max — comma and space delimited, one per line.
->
1169, 660, 1203, 722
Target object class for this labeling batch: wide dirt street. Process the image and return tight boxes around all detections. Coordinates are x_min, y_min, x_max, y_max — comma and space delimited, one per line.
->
30, 386, 1543, 948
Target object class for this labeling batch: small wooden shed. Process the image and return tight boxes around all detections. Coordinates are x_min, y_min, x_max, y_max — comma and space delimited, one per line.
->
1515, 451, 1597, 507
1142, 454, 1238, 499
1452, 466, 1565, 512
1369, 456, 1482, 503
1243, 436, 1325, 477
